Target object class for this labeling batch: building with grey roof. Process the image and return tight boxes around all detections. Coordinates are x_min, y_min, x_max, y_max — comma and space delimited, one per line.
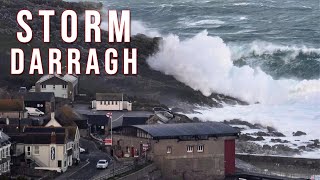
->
92, 93, 132, 111
112, 122, 240, 179
35, 74, 78, 101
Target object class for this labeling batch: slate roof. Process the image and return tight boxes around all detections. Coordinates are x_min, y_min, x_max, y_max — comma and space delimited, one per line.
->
24, 127, 67, 144
24, 127, 65, 134
37, 74, 78, 86
24, 133, 66, 144
131, 122, 240, 139
86, 115, 109, 126
0, 131, 10, 145
19, 92, 54, 102
0, 99, 24, 112
96, 93, 128, 101
122, 117, 148, 126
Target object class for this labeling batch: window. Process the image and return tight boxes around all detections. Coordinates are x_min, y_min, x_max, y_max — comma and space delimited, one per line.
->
167, 146, 172, 154
197, 145, 204, 152
27, 146, 31, 156
111, 101, 114, 105
53, 85, 55, 89
6, 147, 9, 156
2, 149, 5, 158
64, 161, 67, 167
34, 146, 39, 154
41, 85, 46, 89
100, 101, 102, 105
62, 85, 67, 89
187, 145, 193, 153
58, 160, 62, 167
115, 101, 118, 105
104, 101, 106, 105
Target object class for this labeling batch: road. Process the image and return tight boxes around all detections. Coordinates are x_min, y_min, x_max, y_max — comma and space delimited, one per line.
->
55, 138, 113, 180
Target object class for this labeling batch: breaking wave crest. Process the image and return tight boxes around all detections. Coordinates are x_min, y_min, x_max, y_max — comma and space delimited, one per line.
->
142, 28, 320, 104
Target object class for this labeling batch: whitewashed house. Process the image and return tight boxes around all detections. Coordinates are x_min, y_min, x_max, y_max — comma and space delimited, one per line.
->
0, 131, 11, 175
24, 113, 80, 172
35, 74, 78, 101
92, 93, 132, 111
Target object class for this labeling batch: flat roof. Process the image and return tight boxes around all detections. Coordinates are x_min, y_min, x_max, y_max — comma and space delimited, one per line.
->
119, 122, 240, 139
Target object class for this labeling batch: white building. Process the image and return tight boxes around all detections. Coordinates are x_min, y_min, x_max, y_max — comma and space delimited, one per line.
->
24, 113, 80, 172
92, 93, 132, 111
0, 131, 11, 175
35, 74, 78, 101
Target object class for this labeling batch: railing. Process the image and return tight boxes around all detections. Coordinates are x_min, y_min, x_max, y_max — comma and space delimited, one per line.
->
93, 164, 134, 180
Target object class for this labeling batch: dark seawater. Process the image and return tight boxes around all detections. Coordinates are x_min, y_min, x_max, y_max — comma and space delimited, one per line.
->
101, 0, 320, 80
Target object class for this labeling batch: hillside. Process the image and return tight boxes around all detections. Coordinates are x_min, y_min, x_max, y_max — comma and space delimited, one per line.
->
0, 0, 247, 111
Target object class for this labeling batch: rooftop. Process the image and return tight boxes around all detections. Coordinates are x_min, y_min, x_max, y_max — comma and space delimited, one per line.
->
122, 117, 149, 126
96, 93, 128, 101
37, 74, 78, 85
86, 114, 109, 126
129, 122, 240, 139
18, 92, 55, 102
0, 131, 10, 145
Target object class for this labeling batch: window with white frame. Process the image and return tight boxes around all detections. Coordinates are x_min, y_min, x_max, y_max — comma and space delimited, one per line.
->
100, 101, 102, 105
197, 145, 204, 152
34, 146, 39, 154
53, 85, 55, 89
187, 145, 193, 153
6, 147, 9, 156
41, 85, 46, 89
62, 84, 67, 89
167, 146, 172, 154
2, 149, 5, 158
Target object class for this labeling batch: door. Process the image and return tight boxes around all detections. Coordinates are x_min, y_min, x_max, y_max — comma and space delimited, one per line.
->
224, 139, 235, 175
131, 147, 135, 157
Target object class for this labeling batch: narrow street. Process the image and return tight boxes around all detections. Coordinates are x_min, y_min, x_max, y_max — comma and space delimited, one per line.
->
55, 138, 113, 180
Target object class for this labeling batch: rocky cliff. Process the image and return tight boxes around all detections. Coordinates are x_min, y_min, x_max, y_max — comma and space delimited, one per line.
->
0, 0, 247, 110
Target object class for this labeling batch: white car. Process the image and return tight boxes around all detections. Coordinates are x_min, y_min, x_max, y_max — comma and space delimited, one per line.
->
80, 147, 85, 153
96, 160, 108, 169
26, 107, 45, 117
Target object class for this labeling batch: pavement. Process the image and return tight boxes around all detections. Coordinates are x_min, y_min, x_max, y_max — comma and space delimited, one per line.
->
55, 138, 114, 180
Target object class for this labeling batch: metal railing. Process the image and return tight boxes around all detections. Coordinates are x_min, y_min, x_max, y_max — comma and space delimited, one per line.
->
93, 164, 134, 180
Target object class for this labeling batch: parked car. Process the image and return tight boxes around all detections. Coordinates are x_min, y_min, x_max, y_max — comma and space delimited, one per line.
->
26, 107, 45, 117
96, 160, 108, 169
80, 147, 86, 153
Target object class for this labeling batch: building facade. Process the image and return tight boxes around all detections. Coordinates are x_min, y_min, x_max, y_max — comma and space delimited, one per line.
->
35, 74, 78, 101
113, 122, 239, 180
24, 127, 70, 172
0, 131, 11, 176
92, 93, 132, 111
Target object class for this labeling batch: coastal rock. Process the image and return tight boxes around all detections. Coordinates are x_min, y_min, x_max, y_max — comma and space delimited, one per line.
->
292, 131, 307, 136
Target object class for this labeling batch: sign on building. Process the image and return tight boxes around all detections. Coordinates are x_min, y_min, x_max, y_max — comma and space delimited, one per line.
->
104, 138, 112, 146
51, 147, 55, 160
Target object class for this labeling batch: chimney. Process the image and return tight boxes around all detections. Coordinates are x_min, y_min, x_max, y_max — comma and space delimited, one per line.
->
6, 117, 9, 125
51, 112, 55, 120
51, 132, 56, 144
